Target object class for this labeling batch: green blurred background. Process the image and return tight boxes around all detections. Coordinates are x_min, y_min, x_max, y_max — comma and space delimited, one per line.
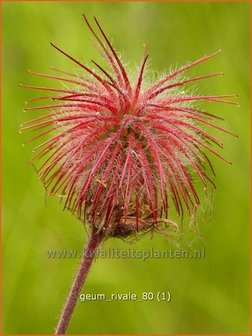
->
2, 1, 250, 334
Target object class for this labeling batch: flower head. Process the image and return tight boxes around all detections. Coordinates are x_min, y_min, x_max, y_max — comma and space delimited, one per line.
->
20, 16, 237, 238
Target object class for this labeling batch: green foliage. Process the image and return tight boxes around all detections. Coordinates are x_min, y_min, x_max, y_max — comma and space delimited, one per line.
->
3, 2, 250, 334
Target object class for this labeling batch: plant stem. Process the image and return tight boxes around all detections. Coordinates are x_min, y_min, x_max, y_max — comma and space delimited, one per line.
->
55, 228, 104, 335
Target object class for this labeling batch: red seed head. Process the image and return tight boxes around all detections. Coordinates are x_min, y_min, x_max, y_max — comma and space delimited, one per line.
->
20, 16, 237, 238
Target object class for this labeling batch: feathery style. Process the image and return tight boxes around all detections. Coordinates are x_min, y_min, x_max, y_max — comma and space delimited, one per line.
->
20, 16, 238, 334
20, 15, 237, 239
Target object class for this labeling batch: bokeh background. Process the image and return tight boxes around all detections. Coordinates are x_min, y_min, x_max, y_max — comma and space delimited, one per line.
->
2, 1, 250, 334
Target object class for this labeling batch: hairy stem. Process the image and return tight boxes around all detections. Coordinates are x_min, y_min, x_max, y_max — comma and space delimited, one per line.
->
55, 228, 104, 334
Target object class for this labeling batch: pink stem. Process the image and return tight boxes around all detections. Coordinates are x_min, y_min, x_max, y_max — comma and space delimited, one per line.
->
55, 228, 104, 334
